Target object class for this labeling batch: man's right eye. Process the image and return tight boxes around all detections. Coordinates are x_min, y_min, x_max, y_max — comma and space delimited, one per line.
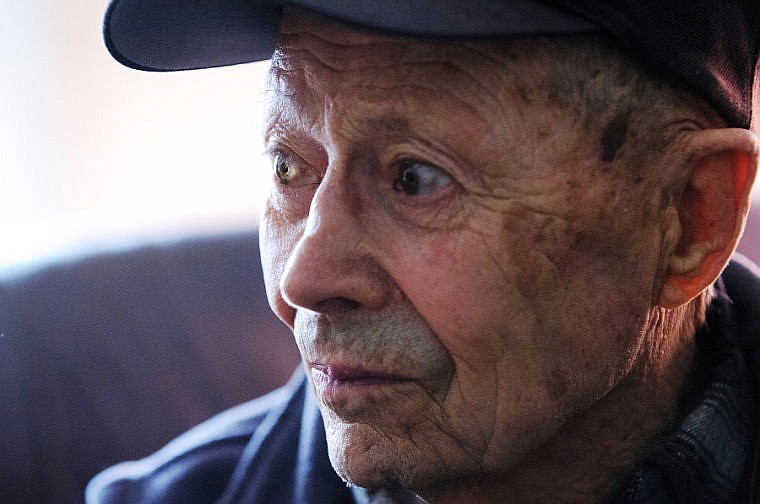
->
273, 152, 301, 185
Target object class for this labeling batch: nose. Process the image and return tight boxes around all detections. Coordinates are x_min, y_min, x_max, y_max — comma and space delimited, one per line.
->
279, 172, 392, 314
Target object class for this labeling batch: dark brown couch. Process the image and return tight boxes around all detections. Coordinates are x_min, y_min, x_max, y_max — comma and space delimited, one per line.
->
1, 213, 758, 504
0, 231, 298, 504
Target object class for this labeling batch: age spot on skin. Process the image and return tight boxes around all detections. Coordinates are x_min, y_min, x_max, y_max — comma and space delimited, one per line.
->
601, 112, 630, 163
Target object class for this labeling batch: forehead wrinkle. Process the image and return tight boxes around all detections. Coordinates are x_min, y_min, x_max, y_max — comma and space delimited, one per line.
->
279, 31, 419, 73
277, 16, 522, 94
325, 87, 496, 166
329, 112, 412, 147
266, 57, 328, 144
280, 10, 485, 73
264, 90, 325, 155
280, 37, 506, 105
274, 24, 525, 133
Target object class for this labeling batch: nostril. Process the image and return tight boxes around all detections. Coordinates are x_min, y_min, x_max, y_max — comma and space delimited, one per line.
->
314, 297, 362, 313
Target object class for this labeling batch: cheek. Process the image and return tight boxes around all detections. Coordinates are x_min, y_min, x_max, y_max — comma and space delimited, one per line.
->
390, 232, 539, 417
260, 201, 302, 327
390, 239, 564, 470
390, 212, 653, 426
394, 230, 536, 364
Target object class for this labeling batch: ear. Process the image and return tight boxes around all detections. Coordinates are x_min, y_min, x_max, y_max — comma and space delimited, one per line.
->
659, 128, 759, 308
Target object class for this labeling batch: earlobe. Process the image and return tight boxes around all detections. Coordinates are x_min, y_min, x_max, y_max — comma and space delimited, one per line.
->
659, 129, 758, 308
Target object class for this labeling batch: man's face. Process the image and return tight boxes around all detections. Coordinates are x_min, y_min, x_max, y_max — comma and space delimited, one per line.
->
260, 12, 666, 495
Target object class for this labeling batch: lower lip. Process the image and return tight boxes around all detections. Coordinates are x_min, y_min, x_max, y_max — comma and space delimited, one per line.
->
310, 367, 411, 407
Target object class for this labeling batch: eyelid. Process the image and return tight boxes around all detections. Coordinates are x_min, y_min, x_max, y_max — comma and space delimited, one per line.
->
386, 142, 461, 177
266, 138, 327, 172
270, 147, 322, 188
264, 143, 291, 160
394, 158, 453, 181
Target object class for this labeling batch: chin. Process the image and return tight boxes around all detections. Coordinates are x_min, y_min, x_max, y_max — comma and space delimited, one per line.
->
322, 412, 470, 494
325, 418, 407, 488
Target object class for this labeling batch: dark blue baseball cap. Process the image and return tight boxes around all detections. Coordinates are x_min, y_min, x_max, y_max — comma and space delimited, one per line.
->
103, 0, 760, 128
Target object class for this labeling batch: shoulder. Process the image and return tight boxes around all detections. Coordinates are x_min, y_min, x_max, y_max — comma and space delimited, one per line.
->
723, 254, 760, 301
722, 254, 760, 345
722, 254, 760, 503
85, 380, 298, 503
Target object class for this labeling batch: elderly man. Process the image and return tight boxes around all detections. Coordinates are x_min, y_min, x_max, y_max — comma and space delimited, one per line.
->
90, 1, 760, 503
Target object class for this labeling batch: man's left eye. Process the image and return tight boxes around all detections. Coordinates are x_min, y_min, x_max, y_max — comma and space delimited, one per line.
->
393, 161, 452, 196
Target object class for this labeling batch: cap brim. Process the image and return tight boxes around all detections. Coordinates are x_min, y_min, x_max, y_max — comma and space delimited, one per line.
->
103, 0, 597, 72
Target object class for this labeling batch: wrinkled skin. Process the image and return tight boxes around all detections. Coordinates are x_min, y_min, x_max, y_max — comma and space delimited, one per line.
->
260, 12, 692, 503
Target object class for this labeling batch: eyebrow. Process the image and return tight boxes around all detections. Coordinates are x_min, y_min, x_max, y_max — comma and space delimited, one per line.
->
267, 108, 414, 142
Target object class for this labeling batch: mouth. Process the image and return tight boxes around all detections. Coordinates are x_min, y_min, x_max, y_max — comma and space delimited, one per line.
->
309, 362, 416, 413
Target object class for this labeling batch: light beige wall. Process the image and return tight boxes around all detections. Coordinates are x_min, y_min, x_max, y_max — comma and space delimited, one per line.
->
1, 0, 270, 269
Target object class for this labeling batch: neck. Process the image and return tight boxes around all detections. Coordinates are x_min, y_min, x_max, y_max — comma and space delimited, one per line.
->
418, 305, 700, 504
